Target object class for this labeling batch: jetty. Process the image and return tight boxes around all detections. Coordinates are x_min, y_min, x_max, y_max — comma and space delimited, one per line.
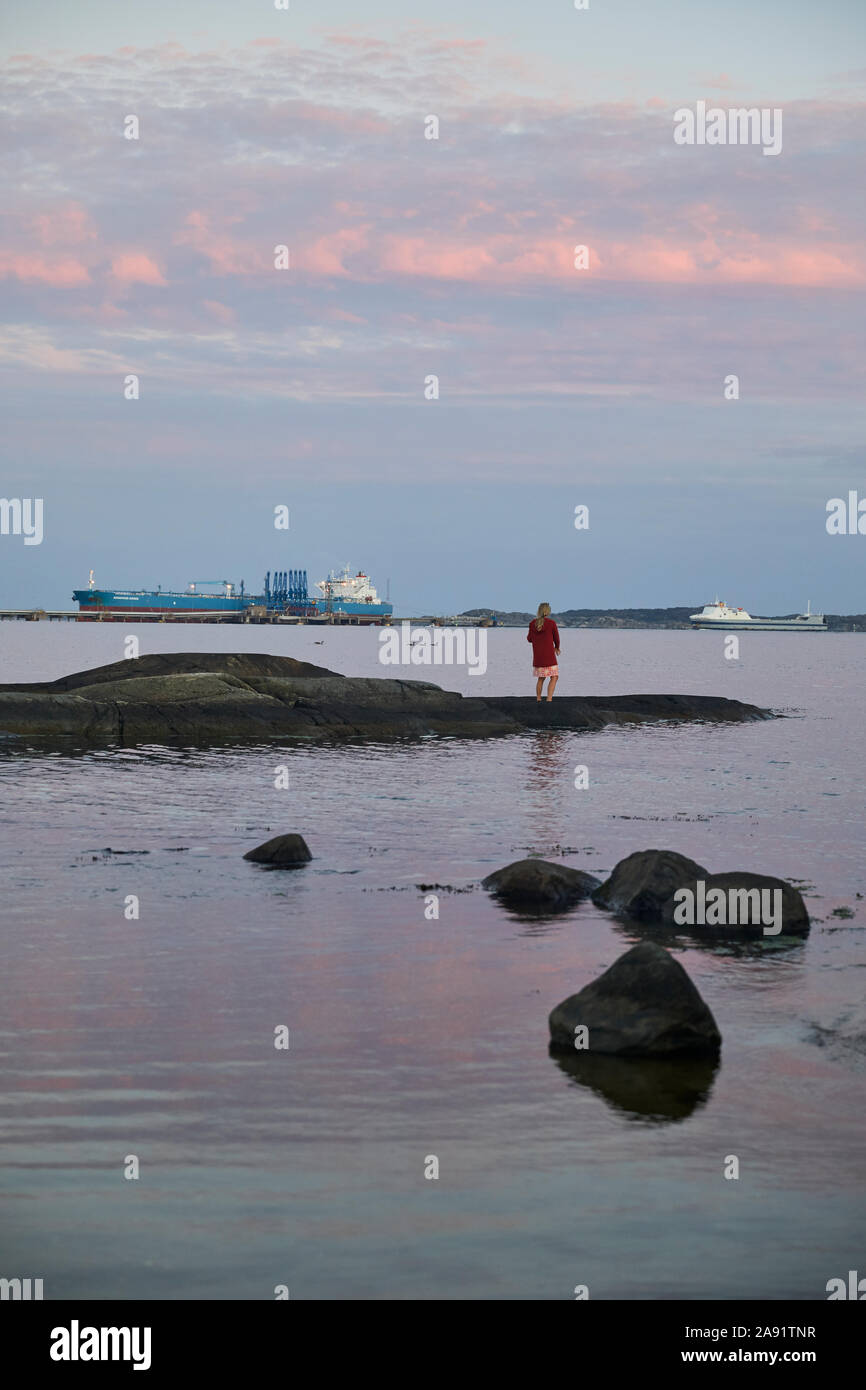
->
0, 608, 385, 625
0, 609, 79, 622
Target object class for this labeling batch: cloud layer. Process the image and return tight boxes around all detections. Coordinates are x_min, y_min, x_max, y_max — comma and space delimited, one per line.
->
1, 34, 863, 414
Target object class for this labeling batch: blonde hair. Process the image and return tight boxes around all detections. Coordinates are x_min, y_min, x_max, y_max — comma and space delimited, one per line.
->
535, 602, 551, 631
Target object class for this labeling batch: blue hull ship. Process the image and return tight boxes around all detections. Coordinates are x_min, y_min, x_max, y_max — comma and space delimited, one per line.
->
73, 568, 393, 621
312, 566, 392, 618
73, 586, 250, 617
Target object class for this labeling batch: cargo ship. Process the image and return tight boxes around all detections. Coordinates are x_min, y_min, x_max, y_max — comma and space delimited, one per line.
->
73, 575, 251, 618
72, 567, 392, 622
314, 566, 391, 616
690, 599, 827, 631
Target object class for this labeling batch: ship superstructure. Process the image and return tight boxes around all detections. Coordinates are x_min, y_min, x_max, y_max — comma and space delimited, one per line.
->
690, 599, 827, 631
314, 567, 391, 616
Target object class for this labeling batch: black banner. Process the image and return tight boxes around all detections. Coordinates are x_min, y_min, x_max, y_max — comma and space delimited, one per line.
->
4, 1300, 862, 1376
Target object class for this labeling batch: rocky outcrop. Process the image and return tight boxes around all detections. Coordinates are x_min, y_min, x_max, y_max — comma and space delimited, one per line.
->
482, 859, 600, 910
592, 849, 709, 921
0, 653, 772, 747
659, 870, 810, 936
483, 693, 771, 728
0, 651, 340, 692
243, 833, 312, 867
0, 663, 515, 743
549, 941, 722, 1057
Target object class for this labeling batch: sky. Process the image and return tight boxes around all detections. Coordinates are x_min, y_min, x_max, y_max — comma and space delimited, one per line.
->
1, 0, 864, 613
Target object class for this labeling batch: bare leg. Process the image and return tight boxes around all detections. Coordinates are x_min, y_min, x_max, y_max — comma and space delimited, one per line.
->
546, 673, 558, 701
536, 676, 544, 701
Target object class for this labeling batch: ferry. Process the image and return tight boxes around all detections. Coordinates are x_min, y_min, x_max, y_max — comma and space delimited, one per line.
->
690, 599, 827, 632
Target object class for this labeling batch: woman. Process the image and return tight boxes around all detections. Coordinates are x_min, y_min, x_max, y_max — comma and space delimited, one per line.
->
527, 602, 560, 701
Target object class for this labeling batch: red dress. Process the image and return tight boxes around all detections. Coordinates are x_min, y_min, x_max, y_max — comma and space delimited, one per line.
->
527, 618, 560, 672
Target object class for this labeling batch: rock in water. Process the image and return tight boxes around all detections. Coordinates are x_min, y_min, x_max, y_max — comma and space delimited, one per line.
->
243, 834, 312, 867
548, 941, 722, 1056
591, 848, 708, 921
660, 871, 810, 936
482, 858, 601, 909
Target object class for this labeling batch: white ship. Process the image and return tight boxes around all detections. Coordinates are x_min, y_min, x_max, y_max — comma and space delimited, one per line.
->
313, 567, 392, 617
690, 599, 827, 632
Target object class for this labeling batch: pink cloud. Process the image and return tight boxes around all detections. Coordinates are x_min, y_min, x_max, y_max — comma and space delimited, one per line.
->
31, 202, 97, 248
109, 253, 167, 286
3, 36, 862, 315
503, 240, 580, 277
0, 254, 91, 287
175, 211, 269, 275
326, 307, 367, 324
202, 299, 235, 323
286, 101, 389, 134
380, 236, 498, 279
714, 245, 862, 287
76, 300, 129, 323
699, 73, 736, 90
298, 226, 372, 277
324, 34, 395, 52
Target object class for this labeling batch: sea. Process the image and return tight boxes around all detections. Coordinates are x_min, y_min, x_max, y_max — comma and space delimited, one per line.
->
0, 623, 864, 1300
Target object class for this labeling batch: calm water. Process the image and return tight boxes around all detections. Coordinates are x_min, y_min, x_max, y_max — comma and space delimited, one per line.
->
1, 625, 864, 1300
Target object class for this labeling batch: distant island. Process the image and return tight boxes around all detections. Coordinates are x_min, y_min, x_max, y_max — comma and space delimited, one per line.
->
459, 607, 866, 632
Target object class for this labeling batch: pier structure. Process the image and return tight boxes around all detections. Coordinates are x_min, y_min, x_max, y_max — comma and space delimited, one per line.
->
0, 609, 79, 622
0, 608, 389, 625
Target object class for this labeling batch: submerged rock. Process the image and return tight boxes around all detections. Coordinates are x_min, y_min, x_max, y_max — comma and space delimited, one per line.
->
592, 848, 708, 921
482, 858, 600, 909
548, 941, 722, 1056
660, 870, 810, 937
243, 833, 312, 866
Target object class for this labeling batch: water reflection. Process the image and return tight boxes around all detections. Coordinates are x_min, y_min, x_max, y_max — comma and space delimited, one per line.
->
609, 919, 809, 959
524, 729, 572, 789
490, 902, 587, 936
550, 1049, 719, 1124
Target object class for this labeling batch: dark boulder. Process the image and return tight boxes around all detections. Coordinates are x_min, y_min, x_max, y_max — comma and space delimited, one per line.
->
482, 858, 601, 909
549, 941, 722, 1056
660, 870, 810, 936
243, 833, 312, 867
591, 848, 708, 921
